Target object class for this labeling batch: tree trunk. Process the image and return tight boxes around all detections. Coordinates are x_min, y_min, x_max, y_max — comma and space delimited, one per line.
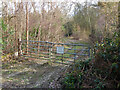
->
14, 2, 17, 52
38, 2, 44, 53
18, 2, 23, 58
26, 3, 29, 54
48, 2, 52, 42
118, 1, 120, 35
118, 2, 120, 59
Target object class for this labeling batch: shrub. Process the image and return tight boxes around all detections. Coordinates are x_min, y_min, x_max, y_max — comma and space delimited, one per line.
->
94, 32, 120, 87
63, 58, 91, 88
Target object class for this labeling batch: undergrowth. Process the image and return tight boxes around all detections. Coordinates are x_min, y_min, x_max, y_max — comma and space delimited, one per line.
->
62, 32, 120, 89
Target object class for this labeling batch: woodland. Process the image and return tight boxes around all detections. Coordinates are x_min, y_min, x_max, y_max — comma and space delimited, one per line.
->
0, 0, 120, 89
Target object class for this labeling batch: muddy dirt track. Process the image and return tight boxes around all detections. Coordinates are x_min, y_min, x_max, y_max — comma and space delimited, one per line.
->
2, 59, 70, 88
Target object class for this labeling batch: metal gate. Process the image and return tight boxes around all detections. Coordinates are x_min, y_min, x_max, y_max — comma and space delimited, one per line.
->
21, 40, 90, 65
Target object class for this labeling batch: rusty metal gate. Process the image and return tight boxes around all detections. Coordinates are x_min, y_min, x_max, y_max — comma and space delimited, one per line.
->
21, 40, 90, 65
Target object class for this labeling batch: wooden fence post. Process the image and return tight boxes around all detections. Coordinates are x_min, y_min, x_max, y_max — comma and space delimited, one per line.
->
88, 46, 90, 58
62, 44, 64, 64
49, 44, 52, 65
74, 45, 76, 64
18, 38, 22, 59
50, 43, 54, 65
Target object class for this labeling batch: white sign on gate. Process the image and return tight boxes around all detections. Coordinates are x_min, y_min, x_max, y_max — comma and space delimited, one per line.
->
56, 46, 64, 54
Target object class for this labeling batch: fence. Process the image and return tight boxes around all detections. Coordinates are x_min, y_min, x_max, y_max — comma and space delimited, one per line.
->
20, 40, 90, 65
